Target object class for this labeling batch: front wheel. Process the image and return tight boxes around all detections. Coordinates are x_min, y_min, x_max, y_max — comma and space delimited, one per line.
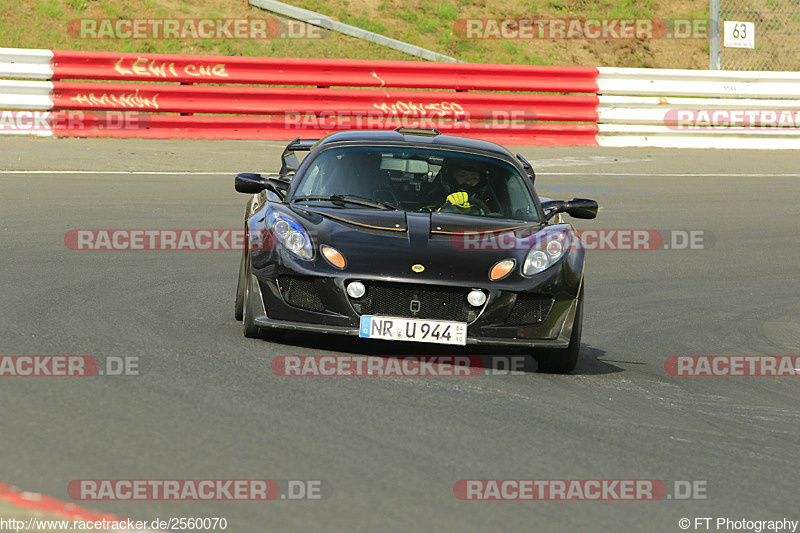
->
235, 249, 246, 321
534, 285, 584, 374
242, 258, 262, 339
241, 257, 284, 342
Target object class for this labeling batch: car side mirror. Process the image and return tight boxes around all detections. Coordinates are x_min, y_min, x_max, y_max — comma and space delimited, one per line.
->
235, 173, 289, 200
235, 173, 268, 194
542, 198, 598, 220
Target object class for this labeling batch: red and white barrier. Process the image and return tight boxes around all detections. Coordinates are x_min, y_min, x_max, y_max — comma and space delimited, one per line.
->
0, 47, 600, 144
47, 48, 600, 90
596, 66, 800, 149
0, 48, 54, 79
2, 47, 800, 147
0, 81, 53, 110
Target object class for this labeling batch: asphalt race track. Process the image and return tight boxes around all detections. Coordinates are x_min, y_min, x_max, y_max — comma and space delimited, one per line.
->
1, 138, 798, 532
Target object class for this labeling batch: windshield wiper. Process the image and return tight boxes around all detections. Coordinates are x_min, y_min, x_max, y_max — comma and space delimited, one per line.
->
292, 194, 398, 210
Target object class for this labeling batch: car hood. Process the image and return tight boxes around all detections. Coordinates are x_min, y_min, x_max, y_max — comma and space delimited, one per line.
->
289, 205, 544, 284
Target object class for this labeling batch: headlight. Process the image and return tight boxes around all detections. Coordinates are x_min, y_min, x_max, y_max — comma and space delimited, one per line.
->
268, 211, 314, 260
273, 219, 292, 239
522, 229, 570, 276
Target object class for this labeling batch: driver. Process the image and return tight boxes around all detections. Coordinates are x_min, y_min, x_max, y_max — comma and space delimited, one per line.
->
422, 159, 493, 214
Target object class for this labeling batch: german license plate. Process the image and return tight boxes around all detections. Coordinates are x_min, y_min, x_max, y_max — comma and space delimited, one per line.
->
359, 316, 467, 346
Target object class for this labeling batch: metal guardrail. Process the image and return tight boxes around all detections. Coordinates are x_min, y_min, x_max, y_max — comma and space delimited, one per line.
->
595, 66, 800, 149
2, 47, 800, 148
0, 47, 600, 145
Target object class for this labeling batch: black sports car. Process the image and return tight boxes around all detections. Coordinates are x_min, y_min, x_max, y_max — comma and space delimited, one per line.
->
234, 127, 598, 373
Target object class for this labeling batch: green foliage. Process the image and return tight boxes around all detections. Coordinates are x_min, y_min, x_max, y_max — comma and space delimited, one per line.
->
40, 0, 64, 18
2, 0, 708, 68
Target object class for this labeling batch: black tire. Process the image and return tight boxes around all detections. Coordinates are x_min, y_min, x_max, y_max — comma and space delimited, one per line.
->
235, 249, 246, 321
242, 258, 262, 339
535, 285, 584, 374
241, 258, 285, 342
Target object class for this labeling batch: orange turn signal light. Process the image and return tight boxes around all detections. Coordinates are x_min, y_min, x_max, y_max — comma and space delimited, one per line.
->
489, 259, 516, 281
321, 245, 346, 269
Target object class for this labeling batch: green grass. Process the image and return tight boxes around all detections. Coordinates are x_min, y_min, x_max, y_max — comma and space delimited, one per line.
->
349, 16, 388, 34
40, 0, 64, 18
436, 2, 459, 22
0, 0, 712, 67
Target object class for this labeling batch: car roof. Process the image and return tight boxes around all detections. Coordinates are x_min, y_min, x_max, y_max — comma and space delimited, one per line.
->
312, 129, 517, 160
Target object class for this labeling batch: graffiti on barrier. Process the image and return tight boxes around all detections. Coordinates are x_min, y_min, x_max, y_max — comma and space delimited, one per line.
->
372, 101, 466, 116
113, 57, 228, 78
70, 90, 160, 109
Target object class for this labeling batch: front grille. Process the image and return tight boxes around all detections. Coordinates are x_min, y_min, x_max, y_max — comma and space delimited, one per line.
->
505, 294, 554, 326
352, 282, 479, 323
277, 276, 325, 312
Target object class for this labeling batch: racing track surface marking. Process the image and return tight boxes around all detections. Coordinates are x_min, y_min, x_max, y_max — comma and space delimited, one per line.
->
0, 481, 161, 532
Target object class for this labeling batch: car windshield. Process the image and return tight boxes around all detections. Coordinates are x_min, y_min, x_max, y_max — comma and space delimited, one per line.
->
292, 146, 540, 222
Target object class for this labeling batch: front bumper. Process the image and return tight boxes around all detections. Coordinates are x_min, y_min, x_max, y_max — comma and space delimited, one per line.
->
249, 264, 580, 349
252, 316, 573, 348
